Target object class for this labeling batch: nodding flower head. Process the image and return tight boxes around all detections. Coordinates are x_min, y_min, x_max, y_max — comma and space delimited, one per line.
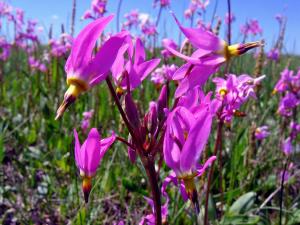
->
74, 128, 115, 203
162, 13, 262, 97
56, 15, 128, 119
163, 104, 216, 212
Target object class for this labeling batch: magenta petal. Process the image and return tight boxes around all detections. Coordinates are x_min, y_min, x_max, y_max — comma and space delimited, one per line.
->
84, 128, 101, 174
174, 65, 216, 98
162, 171, 178, 197
69, 15, 114, 72
134, 38, 146, 65
125, 63, 141, 89
100, 132, 116, 158
74, 129, 82, 169
180, 182, 189, 202
171, 12, 221, 51
138, 58, 161, 81
65, 55, 73, 74
196, 156, 217, 177
87, 32, 128, 87
163, 113, 181, 172
111, 43, 128, 80
172, 63, 191, 80
164, 44, 203, 65
180, 110, 213, 173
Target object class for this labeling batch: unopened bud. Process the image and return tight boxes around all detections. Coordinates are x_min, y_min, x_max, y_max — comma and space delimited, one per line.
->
157, 85, 168, 121
125, 94, 140, 129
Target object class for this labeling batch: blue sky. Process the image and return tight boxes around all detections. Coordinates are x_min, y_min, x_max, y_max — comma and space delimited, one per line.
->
6, 0, 300, 54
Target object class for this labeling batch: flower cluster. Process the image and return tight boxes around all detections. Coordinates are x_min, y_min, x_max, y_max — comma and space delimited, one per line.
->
50, 6, 270, 224
273, 68, 300, 156
213, 74, 265, 123
28, 56, 47, 73
81, 110, 94, 133
151, 64, 177, 87
274, 68, 300, 117
49, 33, 73, 58
240, 19, 263, 36
122, 9, 140, 30
82, 0, 108, 20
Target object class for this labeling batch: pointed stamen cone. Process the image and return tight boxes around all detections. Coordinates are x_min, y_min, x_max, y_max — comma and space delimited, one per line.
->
55, 84, 82, 120
191, 189, 200, 215
228, 40, 263, 57
82, 176, 92, 204
55, 95, 76, 120
183, 178, 200, 215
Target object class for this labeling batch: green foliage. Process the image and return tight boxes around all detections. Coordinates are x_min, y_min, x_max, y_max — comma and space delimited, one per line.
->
1, 50, 300, 224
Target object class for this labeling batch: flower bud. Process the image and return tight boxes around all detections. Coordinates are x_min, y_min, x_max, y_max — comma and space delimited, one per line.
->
125, 93, 140, 129
157, 85, 168, 121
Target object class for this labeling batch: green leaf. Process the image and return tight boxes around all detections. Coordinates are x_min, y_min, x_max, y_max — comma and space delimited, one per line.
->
0, 135, 4, 163
223, 215, 261, 225
229, 192, 256, 215
208, 194, 217, 220
288, 209, 300, 225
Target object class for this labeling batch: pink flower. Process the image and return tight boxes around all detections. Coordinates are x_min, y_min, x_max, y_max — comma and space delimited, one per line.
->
151, 64, 177, 86
225, 12, 235, 24
163, 13, 261, 97
81, 110, 94, 133
278, 93, 299, 117
111, 37, 160, 92
255, 126, 270, 140
139, 197, 168, 225
56, 15, 128, 119
153, 0, 170, 8
0, 37, 11, 61
82, 0, 107, 20
74, 128, 115, 202
122, 9, 139, 30
161, 38, 178, 59
267, 48, 280, 61
240, 19, 263, 36
282, 137, 292, 156
163, 105, 216, 211
213, 74, 265, 123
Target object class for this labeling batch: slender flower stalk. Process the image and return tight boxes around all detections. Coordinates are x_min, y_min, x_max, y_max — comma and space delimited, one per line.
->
279, 157, 289, 225
116, 0, 122, 32
71, 0, 76, 36
227, 0, 231, 45
204, 119, 223, 225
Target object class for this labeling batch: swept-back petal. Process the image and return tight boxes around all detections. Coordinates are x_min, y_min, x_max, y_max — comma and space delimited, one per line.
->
87, 32, 128, 87
164, 44, 207, 65
100, 132, 116, 158
68, 15, 114, 72
163, 112, 181, 173
84, 128, 101, 174
174, 65, 217, 98
138, 58, 161, 81
171, 12, 221, 51
134, 38, 146, 65
180, 110, 213, 173
172, 63, 192, 80
111, 43, 129, 80
196, 156, 217, 177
